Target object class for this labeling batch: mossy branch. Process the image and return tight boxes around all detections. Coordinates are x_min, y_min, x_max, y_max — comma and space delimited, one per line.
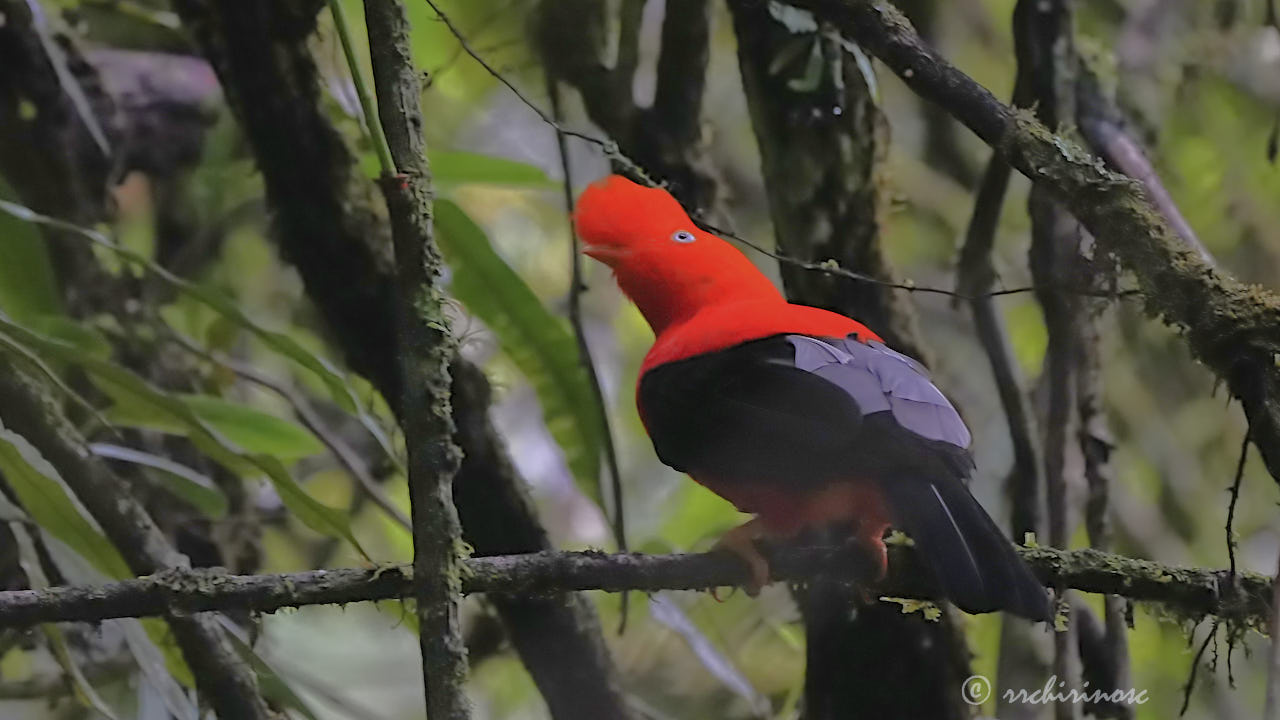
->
0, 546, 1270, 630
362, 1, 469, 718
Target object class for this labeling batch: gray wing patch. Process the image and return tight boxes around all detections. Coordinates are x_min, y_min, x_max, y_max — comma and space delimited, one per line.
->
785, 335, 972, 448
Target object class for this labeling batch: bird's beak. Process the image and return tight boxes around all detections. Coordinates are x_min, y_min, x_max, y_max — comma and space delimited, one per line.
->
581, 243, 626, 263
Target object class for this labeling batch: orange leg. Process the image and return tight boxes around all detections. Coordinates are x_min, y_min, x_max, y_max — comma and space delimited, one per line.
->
712, 517, 771, 597
852, 520, 890, 605
855, 520, 890, 582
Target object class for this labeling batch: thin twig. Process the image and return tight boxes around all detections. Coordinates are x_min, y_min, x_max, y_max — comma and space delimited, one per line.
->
420, 0, 601, 147
1226, 433, 1250, 580
546, 72, 630, 633
1180, 620, 1217, 716
699, 218, 1136, 302
957, 153, 1044, 538
328, 0, 395, 176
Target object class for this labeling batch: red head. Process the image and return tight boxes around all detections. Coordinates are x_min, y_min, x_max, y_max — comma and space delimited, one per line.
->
574, 175, 782, 335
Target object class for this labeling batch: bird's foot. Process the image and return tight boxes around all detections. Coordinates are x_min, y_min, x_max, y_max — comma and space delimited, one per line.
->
713, 518, 770, 597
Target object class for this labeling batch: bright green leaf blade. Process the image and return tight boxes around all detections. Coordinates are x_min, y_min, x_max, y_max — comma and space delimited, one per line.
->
0, 420, 132, 580
106, 393, 323, 460
0, 180, 61, 321
431, 150, 554, 187
434, 200, 603, 503
183, 395, 323, 458
89, 443, 229, 519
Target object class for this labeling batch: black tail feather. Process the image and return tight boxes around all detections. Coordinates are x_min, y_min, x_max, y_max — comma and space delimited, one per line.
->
881, 474, 1050, 621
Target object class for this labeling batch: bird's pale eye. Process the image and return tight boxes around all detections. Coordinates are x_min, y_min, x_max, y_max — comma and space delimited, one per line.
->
671, 230, 696, 244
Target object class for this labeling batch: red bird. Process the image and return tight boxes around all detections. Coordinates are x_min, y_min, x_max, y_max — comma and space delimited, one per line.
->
575, 175, 1049, 621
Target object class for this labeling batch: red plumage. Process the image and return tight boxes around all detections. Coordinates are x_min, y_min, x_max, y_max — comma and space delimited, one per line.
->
575, 175, 1048, 620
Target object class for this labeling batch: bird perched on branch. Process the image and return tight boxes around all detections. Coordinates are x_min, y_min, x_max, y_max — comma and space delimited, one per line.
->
574, 174, 1049, 621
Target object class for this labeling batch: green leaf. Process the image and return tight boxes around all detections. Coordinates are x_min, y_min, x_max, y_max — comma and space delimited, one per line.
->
434, 200, 603, 503
89, 443, 229, 519
0, 180, 61, 321
139, 617, 196, 689
0, 328, 110, 432
185, 395, 323, 458
0, 420, 132, 580
106, 393, 323, 460
25, 314, 113, 358
431, 150, 554, 188
0, 312, 368, 558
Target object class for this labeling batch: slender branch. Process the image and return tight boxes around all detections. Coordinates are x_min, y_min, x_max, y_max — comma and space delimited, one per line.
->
547, 72, 630, 632
1018, 3, 1085, 715
1226, 434, 1250, 579
327, 0, 395, 175
956, 153, 1045, 540
546, 74, 626, 558
0, 545, 1271, 628
1180, 620, 1218, 716
363, 1, 469, 717
1078, 280, 1131, 717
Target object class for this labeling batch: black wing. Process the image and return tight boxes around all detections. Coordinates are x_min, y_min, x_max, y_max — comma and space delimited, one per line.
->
638, 333, 1049, 621
637, 334, 971, 483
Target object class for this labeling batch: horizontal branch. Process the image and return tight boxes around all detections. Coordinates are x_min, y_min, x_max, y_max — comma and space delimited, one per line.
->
0, 546, 1270, 629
